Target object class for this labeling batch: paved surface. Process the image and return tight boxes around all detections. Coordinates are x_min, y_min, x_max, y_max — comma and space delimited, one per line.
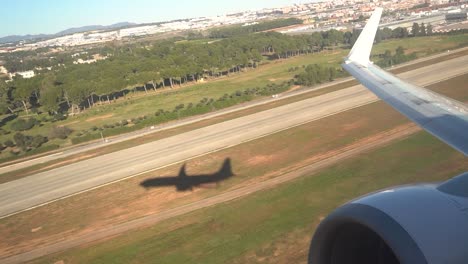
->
0, 124, 421, 264
1, 47, 466, 175
0, 55, 467, 219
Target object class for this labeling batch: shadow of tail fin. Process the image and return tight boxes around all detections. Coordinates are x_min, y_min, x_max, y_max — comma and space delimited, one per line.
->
219, 158, 234, 177
178, 164, 187, 178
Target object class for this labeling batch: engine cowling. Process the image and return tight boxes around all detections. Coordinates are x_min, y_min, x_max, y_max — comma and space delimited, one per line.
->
308, 172, 468, 264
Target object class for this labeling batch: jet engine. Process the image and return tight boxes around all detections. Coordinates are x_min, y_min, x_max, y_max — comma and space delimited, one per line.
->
308, 172, 468, 264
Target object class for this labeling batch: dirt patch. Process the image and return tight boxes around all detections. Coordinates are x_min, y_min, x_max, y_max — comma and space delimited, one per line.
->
63, 121, 80, 126
247, 154, 279, 166
342, 119, 368, 132
289, 85, 301, 92
31, 227, 42, 233
86, 114, 114, 122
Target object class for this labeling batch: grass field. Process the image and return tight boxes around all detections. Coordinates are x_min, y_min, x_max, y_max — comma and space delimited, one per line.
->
30, 131, 468, 264
0, 34, 466, 162
1, 73, 467, 260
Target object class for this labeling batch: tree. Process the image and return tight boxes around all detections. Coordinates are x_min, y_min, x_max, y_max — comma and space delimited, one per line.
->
420, 23, 426, 36
0, 81, 12, 114
350, 29, 362, 46
427, 24, 433, 36
412, 23, 420, 37
381, 27, 393, 40
12, 77, 38, 115
375, 29, 383, 44
40, 73, 61, 114
392, 27, 408, 38
343, 31, 353, 45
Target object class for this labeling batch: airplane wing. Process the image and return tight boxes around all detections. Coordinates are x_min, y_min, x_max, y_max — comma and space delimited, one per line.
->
342, 7, 468, 156
309, 8, 468, 264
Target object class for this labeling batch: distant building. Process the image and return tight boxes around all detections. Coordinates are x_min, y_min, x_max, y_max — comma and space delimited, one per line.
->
73, 58, 97, 64
446, 12, 468, 22
15, 70, 35, 79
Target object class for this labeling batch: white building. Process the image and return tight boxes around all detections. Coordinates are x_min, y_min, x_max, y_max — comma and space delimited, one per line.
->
13, 70, 35, 79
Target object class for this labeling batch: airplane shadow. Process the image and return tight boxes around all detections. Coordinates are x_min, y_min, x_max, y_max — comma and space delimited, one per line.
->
140, 158, 235, 192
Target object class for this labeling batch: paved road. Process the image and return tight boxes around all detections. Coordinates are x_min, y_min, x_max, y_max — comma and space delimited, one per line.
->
0, 55, 467, 218
1, 48, 466, 175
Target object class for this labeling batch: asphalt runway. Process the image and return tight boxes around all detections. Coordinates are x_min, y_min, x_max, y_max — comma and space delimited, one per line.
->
0, 55, 467, 218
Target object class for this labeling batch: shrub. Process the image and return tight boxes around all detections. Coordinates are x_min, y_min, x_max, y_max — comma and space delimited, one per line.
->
13, 133, 27, 150
10, 149, 21, 155
155, 109, 165, 116
13, 132, 44, 151
121, 120, 128, 126
53, 113, 67, 121
49, 126, 73, 139
32, 135, 48, 148
10, 118, 37, 131
175, 104, 185, 111
4, 140, 14, 148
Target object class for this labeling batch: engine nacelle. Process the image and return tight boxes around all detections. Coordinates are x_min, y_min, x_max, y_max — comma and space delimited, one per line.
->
308, 172, 468, 264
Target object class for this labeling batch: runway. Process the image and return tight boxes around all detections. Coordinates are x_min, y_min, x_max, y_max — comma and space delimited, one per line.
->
0, 55, 467, 218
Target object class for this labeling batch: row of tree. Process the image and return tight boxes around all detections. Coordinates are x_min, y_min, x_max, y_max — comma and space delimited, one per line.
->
376, 46, 417, 68
411, 22, 433, 37
294, 64, 344, 86
0, 23, 449, 119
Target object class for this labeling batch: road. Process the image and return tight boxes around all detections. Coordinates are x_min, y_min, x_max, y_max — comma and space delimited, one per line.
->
1, 48, 466, 175
0, 55, 467, 219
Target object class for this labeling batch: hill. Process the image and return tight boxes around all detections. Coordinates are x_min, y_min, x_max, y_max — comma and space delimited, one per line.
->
0, 22, 136, 44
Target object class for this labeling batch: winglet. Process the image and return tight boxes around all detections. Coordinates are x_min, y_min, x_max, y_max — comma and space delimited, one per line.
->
347, 7, 383, 66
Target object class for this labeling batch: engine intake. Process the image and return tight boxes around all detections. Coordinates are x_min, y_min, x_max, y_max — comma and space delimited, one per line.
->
308, 172, 468, 264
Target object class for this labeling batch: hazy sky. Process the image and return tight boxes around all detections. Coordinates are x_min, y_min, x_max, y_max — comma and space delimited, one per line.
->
1, 0, 313, 37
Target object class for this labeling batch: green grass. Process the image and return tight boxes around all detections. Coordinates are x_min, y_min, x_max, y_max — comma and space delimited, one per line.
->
371, 34, 468, 56
1, 34, 467, 162
32, 131, 468, 264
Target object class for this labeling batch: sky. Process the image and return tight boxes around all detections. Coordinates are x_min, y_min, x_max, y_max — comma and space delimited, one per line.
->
1, 0, 312, 37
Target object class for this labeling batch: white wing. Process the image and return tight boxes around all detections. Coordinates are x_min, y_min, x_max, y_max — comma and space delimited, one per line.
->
342, 8, 468, 156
